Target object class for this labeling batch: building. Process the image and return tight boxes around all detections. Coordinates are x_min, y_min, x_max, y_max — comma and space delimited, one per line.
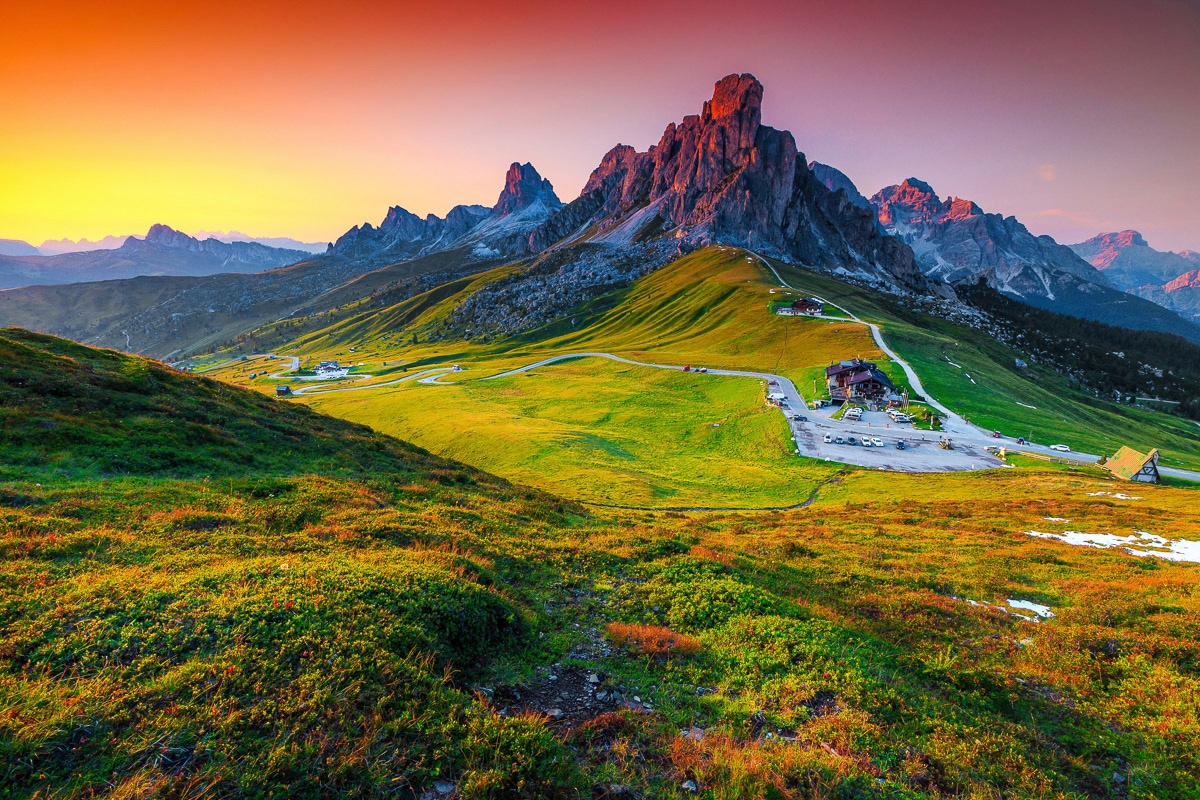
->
775, 298, 823, 316
825, 358, 898, 404
275, 385, 292, 396
1103, 446, 1160, 483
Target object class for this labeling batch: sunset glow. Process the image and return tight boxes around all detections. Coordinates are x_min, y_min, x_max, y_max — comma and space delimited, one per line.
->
2, 0, 1197, 249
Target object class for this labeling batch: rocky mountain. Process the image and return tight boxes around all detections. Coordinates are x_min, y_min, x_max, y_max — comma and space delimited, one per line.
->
0, 239, 41, 257
521, 74, 930, 294
871, 178, 1107, 293
328, 162, 561, 265
1069, 230, 1200, 290
808, 162, 872, 210
870, 180, 1200, 342
0, 225, 311, 290
1067, 231, 1200, 324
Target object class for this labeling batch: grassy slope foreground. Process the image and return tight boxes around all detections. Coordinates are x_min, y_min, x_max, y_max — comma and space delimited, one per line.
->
3, 329, 1200, 799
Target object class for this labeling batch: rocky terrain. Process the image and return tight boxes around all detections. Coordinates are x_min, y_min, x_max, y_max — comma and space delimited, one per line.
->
0, 224, 311, 289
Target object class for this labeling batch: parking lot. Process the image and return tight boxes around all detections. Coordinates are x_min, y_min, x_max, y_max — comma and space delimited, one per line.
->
769, 382, 1006, 473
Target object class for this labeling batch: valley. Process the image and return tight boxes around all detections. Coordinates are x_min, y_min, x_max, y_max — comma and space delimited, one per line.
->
195, 247, 1200, 511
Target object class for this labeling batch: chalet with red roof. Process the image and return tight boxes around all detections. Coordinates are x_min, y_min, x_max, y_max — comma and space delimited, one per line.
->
825, 358, 898, 404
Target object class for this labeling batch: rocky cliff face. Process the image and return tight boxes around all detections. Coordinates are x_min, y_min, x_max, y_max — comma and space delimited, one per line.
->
871, 179, 1107, 299
1069, 230, 1199, 291
808, 162, 872, 211
527, 73, 931, 293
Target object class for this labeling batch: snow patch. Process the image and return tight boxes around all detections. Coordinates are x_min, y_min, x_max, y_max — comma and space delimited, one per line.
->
1025, 530, 1200, 563
1016, 402, 1037, 409
1007, 599, 1055, 619
1086, 491, 1143, 500
1043, 517, 1070, 523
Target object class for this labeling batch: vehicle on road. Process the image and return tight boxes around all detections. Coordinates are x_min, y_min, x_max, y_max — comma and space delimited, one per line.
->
861, 438, 872, 447
823, 434, 832, 443
793, 415, 808, 422
992, 431, 1002, 438
896, 440, 906, 450
835, 436, 844, 444
871, 437, 884, 447
683, 365, 691, 372
699, 367, 708, 373
1050, 444, 1071, 452
846, 436, 857, 445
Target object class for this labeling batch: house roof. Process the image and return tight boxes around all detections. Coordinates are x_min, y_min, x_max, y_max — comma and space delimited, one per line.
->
826, 358, 877, 378
1104, 446, 1159, 481
845, 367, 896, 389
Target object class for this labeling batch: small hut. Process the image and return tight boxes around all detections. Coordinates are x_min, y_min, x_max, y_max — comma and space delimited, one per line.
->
1102, 447, 1159, 483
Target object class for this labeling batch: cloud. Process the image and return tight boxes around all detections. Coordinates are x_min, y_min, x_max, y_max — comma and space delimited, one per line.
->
1036, 163, 1057, 181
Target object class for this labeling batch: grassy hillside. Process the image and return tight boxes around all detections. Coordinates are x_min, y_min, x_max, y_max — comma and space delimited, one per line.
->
3, 333, 1200, 797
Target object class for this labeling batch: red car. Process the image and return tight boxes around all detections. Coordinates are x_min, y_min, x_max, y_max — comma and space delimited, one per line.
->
992, 431, 1002, 438
683, 365, 691, 372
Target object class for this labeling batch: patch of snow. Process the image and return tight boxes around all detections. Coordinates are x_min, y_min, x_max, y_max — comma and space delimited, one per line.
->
1016, 401, 1037, 409
945, 358, 962, 368
1043, 517, 1070, 522
1086, 491, 1143, 500
1025, 530, 1200, 563
1007, 599, 1055, 619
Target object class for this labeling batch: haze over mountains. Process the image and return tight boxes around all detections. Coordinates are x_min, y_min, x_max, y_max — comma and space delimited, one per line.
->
0, 225, 313, 290
1, 72, 1198, 356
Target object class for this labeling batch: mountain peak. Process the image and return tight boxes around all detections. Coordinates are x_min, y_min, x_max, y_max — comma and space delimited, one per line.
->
494, 162, 562, 217
142, 224, 195, 248
701, 73, 763, 148
901, 178, 936, 196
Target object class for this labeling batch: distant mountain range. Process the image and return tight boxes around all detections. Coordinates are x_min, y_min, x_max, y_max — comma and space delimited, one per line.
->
2, 232, 327, 259
804, 164, 1200, 342
1, 72, 1198, 355
1068, 231, 1200, 323
0, 225, 312, 290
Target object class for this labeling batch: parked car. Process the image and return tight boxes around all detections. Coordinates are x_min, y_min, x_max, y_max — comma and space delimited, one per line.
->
683, 365, 691, 372
823, 434, 832, 443
896, 440, 906, 450
698, 367, 708, 373
1050, 444, 1071, 452
846, 437, 857, 445
871, 437, 884, 447
862, 438, 872, 447
992, 431, 1002, 438
835, 436, 845, 444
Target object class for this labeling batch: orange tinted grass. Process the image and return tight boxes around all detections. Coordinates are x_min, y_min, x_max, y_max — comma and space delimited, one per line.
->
605, 622, 702, 657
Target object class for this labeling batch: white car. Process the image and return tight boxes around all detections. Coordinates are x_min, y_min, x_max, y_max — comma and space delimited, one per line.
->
1050, 444, 1071, 452
823, 434, 832, 444
871, 437, 884, 447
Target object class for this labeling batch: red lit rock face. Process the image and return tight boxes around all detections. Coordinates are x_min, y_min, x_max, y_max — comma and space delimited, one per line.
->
1165, 269, 1200, 292
533, 73, 928, 292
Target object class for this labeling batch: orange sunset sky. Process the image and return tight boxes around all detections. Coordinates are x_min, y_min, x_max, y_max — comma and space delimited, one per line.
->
2, 0, 1197, 251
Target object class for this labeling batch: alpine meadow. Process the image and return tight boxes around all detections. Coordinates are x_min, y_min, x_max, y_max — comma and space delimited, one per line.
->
3, 4, 1200, 798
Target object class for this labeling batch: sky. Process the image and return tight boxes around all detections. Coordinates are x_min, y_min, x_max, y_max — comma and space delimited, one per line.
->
1, 0, 1197, 252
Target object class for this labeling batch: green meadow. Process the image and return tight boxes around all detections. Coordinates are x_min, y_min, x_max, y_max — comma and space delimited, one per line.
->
4, 327, 1200, 797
